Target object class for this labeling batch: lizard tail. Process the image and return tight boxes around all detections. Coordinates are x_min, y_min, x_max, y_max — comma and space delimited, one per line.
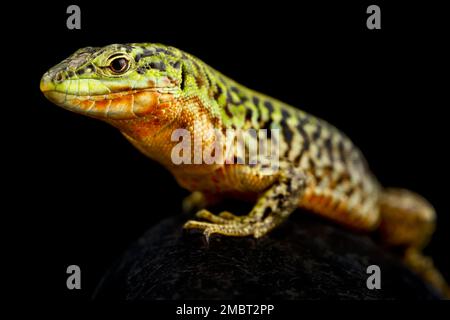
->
378, 188, 450, 299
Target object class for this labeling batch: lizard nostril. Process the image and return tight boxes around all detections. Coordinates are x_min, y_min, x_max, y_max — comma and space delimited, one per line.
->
54, 71, 65, 83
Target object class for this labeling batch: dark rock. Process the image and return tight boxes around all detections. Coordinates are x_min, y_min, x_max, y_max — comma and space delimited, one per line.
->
93, 210, 441, 300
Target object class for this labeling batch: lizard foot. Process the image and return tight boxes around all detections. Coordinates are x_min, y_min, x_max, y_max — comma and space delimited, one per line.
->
195, 209, 247, 224
183, 218, 272, 240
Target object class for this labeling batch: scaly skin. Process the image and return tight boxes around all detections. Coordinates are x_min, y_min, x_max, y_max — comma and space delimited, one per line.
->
40, 43, 449, 297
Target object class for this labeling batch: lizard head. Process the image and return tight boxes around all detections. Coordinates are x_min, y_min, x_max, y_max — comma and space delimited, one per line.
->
40, 43, 185, 121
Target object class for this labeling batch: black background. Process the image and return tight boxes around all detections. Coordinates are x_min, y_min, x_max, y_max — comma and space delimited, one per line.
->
9, 1, 449, 302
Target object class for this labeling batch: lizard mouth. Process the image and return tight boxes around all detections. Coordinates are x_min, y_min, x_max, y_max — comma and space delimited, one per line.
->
42, 87, 177, 120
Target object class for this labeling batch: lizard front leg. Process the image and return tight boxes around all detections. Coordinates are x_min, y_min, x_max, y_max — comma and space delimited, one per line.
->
183, 162, 307, 239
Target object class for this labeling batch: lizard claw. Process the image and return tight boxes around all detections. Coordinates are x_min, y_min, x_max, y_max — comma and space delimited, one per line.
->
183, 220, 216, 244
203, 228, 213, 244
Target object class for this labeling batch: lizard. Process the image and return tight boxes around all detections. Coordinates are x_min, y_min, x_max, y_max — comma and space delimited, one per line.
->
40, 43, 449, 297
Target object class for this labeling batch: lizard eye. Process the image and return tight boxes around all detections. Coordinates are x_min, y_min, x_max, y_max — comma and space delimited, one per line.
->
109, 56, 129, 74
